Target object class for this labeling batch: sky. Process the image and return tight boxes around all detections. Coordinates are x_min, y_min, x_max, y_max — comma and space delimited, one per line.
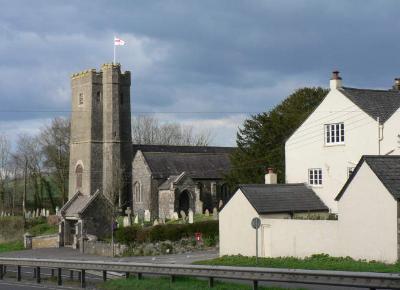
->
0, 0, 399, 146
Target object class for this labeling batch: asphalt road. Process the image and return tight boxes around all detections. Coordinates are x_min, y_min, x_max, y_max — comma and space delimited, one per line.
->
0, 248, 390, 290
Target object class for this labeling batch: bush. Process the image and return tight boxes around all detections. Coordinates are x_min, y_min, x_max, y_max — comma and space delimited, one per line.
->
114, 221, 218, 244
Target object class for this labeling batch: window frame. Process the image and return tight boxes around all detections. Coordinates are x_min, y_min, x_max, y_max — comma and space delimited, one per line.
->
308, 168, 322, 186
78, 93, 84, 106
324, 122, 345, 146
75, 164, 83, 190
134, 182, 142, 203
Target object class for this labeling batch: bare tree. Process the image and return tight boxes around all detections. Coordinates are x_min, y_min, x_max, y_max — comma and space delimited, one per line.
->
132, 115, 213, 146
0, 135, 11, 210
39, 117, 70, 205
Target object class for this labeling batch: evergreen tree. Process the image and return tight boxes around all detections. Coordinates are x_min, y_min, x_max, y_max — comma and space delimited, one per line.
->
227, 87, 328, 186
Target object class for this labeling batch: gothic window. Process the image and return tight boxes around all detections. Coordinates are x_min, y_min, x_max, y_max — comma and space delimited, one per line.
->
220, 183, 230, 201
75, 164, 83, 190
134, 182, 142, 203
78, 93, 84, 106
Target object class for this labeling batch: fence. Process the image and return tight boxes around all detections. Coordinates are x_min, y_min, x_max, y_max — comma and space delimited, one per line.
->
0, 257, 400, 289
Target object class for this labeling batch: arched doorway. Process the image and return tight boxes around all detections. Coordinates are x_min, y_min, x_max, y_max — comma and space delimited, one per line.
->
178, 190, 190, 216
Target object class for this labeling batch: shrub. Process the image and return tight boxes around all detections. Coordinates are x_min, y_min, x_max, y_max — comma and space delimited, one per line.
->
115, 225, 140, 245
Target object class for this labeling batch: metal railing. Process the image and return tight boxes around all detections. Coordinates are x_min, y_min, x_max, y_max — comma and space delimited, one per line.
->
0, 257, 400, 289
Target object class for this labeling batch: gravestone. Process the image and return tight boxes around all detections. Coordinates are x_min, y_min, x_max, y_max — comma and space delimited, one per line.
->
153, 219, 159, 226
204, 209, 210, 216
180, 210, 186, 221
124, 207, 132, 227
213, 208, 218, 220
218, 200, 224, 209
188, 209, 194, 224
123, 216, 131, 227
55, 206, 60, 215
144, 210, 151, 222
134, 215, 139, 224
45, 209, 50, 217
172, 212, 179, 221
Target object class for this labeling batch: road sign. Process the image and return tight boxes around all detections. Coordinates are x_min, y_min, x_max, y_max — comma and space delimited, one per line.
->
251, 217, 261, 229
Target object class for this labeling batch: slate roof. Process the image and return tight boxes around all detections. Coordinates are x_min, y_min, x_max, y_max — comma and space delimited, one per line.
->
133, 144, 235, 157
60, 190, 99, 218
336, 155, 400, 201
239, 183, 329, 214
339, 87, 400, 123
143, 152, 231, 179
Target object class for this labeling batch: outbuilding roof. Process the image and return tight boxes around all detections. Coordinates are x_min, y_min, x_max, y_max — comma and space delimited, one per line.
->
239, 183, 329, 214
336, 155, 400, 201
339, 87, 400, 123
143, 152, 231, 179
60, 191, 100, 218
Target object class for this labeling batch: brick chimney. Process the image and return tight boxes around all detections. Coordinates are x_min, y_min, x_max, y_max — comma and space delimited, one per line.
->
265, 168, 277, 184
393, 78, 400, 91
330, 70, 342, 90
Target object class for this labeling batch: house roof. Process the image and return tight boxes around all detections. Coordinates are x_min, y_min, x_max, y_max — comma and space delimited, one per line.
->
133, 144, 235, 157
142, 152, 231, 179
60, 190, 100, 218
239, 183, 329, 214
336, 155, 400, 201
339, 87, 400, 123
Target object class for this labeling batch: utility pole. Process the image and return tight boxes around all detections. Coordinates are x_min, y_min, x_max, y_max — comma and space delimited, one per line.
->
23, 158, 27, 221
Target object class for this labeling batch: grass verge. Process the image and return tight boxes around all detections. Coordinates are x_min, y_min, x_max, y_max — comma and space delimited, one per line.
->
99, 276, 304, 290
0, 241, 24, 253
195, 254, 400, 273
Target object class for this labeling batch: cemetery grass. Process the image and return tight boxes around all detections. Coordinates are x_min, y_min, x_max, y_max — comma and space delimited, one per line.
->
99, 276, 305, 290
0, 241, 24, 253
196, 254, 400, 273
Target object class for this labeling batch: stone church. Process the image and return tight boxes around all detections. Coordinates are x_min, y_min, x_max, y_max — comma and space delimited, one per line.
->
60, 64, 233, 245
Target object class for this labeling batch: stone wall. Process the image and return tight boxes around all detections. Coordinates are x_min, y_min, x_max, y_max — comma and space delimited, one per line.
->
83, 240, 128, 257
132, 151, 152, 215
32, 234, 60, 249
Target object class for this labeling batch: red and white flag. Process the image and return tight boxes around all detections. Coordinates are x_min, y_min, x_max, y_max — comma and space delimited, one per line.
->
114, 37, 125, 46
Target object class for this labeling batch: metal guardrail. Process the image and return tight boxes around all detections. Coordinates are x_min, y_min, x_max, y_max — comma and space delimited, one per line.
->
0, 257, 400, 289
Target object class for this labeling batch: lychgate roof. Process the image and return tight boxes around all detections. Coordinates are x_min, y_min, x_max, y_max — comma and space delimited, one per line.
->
339, 87, 400, 123
240, 183, 328, 214
142, 152, 231, 179
60, 190, 100, 218
336, 155, 400, 201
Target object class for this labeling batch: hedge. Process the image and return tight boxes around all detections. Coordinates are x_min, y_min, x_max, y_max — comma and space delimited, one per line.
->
115, 221, 218, 245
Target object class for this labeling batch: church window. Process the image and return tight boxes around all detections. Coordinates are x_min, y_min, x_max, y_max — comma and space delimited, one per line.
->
75, 164, 83, 190
134, 182, 142, 203
220, 183, 230, 201
78, 93, 84, 106
96, 91, 101, 103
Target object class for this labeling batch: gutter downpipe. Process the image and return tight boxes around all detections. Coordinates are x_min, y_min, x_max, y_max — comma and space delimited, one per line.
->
377, 117, 384, 155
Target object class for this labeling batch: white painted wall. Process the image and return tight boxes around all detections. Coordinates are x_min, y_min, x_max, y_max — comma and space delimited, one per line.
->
338, 162, 398, 263
286, 88, 380, 212
380, 107, 400, 155
261, 219, 339, 258
219, 190, 259, 256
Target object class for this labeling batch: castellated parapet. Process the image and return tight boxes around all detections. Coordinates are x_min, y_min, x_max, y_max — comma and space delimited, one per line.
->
68, 64, 132, 208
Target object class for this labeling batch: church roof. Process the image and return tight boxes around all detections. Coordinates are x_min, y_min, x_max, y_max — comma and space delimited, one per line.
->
339, 87, 400, 123
142, 152, 231, 179
60, 190, 111, 218
239, 183, 328, 214
132, 144, 235, 157
336, 155, 400, 201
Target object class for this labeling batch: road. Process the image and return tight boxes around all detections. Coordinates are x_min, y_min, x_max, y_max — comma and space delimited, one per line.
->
0, 248, 389, 290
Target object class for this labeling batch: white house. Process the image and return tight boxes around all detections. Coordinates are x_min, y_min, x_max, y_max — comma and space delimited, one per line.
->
220, 155, 400, 263
286, 73, 400, 212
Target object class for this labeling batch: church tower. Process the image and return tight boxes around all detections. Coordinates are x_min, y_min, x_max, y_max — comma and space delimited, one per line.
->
68, 64, 132, 207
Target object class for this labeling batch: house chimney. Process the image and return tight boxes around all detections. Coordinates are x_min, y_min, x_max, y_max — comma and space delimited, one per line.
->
265, 168, 277, 184
330, 70, 342, 90
393, 78, 400, 91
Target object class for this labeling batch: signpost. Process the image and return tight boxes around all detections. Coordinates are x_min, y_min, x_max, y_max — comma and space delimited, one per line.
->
251, 217, 261, 263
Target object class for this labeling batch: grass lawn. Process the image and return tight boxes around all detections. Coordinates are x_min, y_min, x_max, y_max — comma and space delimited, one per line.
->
195, 254, 400, 273
99, 276, 304, 290
0, 241, 24, 253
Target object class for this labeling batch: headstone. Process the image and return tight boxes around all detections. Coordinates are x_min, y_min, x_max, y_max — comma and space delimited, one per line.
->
153, 219, 159, 226
188, 209, 194, 224
134, 215, 139, 224
204, 209, 210, 216
180, 210, 186, 221
144, 210, 151, 222
123, 216, 131, 227
41, 208, 46, 217
45, 209, 50, 217
218, 200, 224, 209
124, 207, 132, 226
213, 208, 218, 220
172, 212, 179, 221
55, 206, 60, 215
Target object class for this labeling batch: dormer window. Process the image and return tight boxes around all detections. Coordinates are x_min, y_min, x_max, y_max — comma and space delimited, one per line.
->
325, 123, 344, 145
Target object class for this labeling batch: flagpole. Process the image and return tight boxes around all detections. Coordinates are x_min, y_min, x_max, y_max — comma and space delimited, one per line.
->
113, 37, 116, 64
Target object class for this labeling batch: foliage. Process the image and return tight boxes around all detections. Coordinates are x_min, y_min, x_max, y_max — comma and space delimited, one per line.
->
0, 241, 24, 253
114, 221, 218, 244
99, 276, 300, 290
196, 254, 400, 273
0, 216, 24, 243
28, 222, 58, 236
226, 87, 328, 185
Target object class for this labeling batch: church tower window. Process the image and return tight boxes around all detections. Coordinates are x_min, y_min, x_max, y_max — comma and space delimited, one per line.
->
75, 164, 83, 190
78, 93, 84, 106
